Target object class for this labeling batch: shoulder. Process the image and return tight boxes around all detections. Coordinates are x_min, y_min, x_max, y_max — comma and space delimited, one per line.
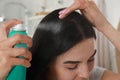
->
101, 70, 120, 80
89, 66, 106, 80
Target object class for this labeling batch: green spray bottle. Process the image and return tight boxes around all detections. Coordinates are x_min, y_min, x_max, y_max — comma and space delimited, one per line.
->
7, 24, 28, 80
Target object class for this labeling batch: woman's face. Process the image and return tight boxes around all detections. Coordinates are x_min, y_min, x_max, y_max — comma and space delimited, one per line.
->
49, 38, 96, 80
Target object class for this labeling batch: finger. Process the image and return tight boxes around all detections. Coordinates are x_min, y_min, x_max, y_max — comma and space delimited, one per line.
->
59, 0, 89, 19
59, 3, 77, 19
0, 19, 22, 40
0, 48, 32, 59
11, 58, 31, 68
0, 48, 31, 67
9, 34, 32, 48
1, 19, 23, 32
0, 27, 7, 41
0, 34, 32, 48
17, 48, 32, 62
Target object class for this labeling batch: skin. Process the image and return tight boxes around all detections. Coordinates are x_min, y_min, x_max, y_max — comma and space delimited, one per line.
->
48, 38, 96, 80
59, 0, 120, 79
0, 19, 32, 80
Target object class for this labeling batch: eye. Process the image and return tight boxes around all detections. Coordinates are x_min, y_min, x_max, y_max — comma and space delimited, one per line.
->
66, 64, 78, 70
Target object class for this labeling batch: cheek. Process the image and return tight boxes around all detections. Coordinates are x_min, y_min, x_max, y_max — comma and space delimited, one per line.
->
55, 67, 77, 80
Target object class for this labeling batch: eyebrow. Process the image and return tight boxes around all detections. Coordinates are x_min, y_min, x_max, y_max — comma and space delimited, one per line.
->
63, 50, 97, 64
63, 61, 81, 64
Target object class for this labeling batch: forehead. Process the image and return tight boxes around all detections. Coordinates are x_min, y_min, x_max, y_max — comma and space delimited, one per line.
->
56, 38, 95, 62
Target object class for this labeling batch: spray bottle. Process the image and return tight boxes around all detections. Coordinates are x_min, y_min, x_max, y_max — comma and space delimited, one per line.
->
7, 24, 28, 80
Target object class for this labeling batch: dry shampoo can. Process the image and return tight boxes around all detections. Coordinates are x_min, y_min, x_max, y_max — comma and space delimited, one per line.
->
7, 24, 28, 80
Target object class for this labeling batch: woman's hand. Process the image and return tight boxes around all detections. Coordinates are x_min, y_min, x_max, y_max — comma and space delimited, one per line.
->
59, 0, 88, 19
0, 19, 32, 80
59, 0, 110, 32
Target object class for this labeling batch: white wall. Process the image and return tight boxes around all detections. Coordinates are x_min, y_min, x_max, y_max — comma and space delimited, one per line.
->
27, 0, 120, 36
25, 0, 120, 29
1, 0, 119, 27
1, 0, 73, 15
104, 0, 120, 29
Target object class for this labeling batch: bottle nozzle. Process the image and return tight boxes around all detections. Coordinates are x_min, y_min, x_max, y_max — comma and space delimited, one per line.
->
12, 24, 26, 31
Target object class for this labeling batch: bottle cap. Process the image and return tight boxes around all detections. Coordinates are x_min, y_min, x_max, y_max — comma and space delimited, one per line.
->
12, 24, 26, 31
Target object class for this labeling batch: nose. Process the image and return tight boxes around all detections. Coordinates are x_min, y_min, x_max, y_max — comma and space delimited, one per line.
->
77, 65, 90, 79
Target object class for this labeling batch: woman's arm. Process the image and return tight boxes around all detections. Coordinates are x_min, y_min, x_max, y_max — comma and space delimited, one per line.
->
99, 23, 120, 52
102, 70, 120, 80
59, 0, 120, 52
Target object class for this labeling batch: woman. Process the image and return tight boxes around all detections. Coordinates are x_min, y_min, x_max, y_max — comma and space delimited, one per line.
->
0, 0, 120, 80
26, 8, 118, 80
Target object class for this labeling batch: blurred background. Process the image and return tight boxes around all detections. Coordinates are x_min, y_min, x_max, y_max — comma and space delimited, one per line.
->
0, 0, 120, 73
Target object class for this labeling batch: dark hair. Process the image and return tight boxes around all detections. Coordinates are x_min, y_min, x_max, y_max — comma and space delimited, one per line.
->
27, 8, 96, 80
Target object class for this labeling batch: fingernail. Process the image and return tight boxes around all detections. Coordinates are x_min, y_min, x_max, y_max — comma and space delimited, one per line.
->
59, 10, 64, 14
59, 9, 67, 14
27, 63, 31, 68
59, 9, 68, 19
59, 14, 64, 19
